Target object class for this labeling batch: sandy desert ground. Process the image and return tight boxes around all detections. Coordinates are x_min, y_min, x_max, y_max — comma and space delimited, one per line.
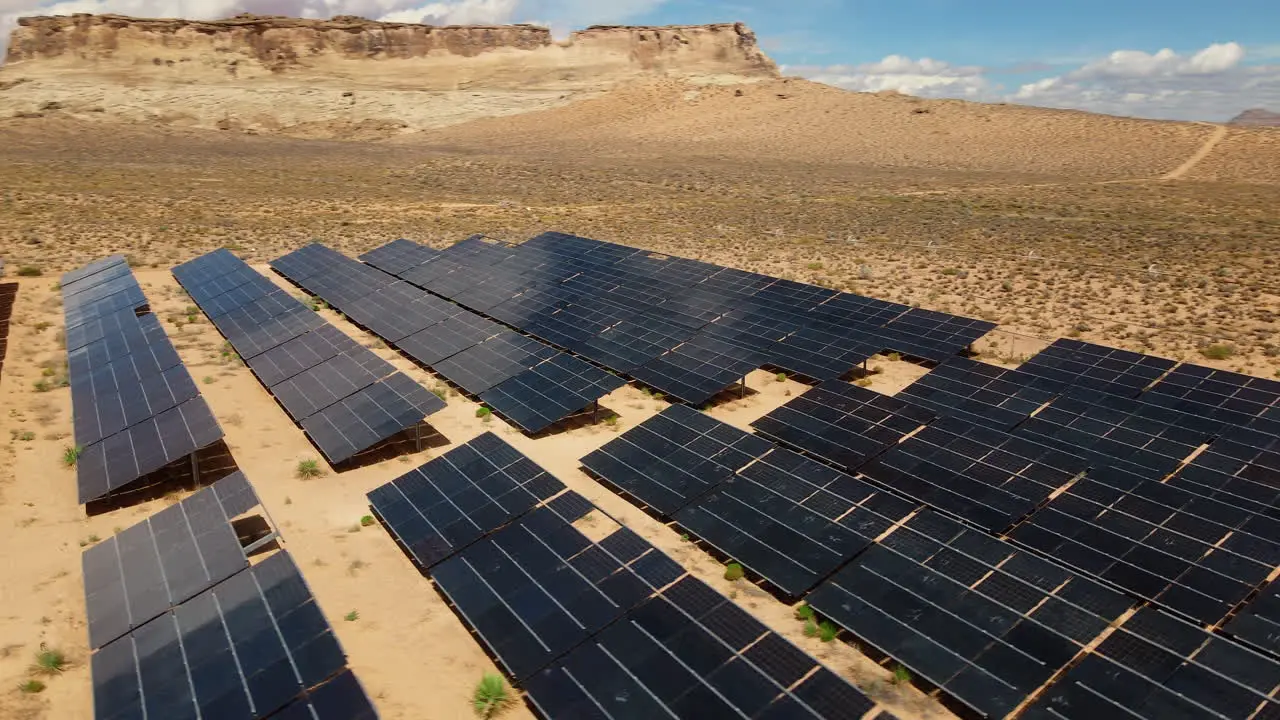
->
0, 52, 1278, 720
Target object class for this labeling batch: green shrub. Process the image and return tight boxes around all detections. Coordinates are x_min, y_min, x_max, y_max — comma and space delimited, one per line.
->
360, 515, 375, 527
892, 664, 912, 685
1201, 343, 1236, 360
818, 620, 838, 642
472, 673, 510, 718
32, 644, 66, 675
295, 459, 324, 479
803, 618, 819, 637
476, 406, 492, 420
775, 372, 787, 382
344, 610, 359, 622
794, 603, 814, 621
723, 562, 744, 582
18, 679, 45, 694
16, 266, 42, 277
62, 445, 83, 467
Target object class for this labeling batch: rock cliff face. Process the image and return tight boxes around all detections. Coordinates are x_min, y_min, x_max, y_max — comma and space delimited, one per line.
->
1229, 109, 1280, 128
3, 14, 778, 87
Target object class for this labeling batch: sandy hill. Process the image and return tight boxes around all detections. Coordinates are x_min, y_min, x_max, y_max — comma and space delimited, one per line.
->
2, 13, 1279, 182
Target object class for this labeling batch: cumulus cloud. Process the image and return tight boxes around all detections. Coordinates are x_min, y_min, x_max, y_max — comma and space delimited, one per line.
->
793, 42, 1280, 121
0, 0, 667, 54
783, 55, 990, 98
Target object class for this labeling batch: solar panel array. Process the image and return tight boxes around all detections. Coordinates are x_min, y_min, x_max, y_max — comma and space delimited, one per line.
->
752, 379, 935, 472
93, 551, 377, 720
360, 232, 996, 404
368, 436, 882, 719
1013, 338, 1177, 398
809, 509, 1134, 718
367, 432, 566, 569
63, 256, 224, 503
0, 279, 15, 378
83, 472, 260, 650
173, 250, 444, 464
580, 404, 773, 516
270, 243, 625, 434
898, 356, 1057, 431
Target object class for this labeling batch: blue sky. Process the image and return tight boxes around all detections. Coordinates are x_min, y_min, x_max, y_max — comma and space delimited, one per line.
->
3, 0, 1276, 119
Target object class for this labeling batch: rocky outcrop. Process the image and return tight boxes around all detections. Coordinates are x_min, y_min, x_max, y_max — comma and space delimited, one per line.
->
2, 14, 778, 86
1229, 109, 1280, 127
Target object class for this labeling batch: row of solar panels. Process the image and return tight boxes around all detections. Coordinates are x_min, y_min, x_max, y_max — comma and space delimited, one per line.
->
581, 379, 1279, 719
61, 256, 225, 504
85, 472, 378, 720
357, 233, 997, 405
172, 250, 447, 465
366, 433, 892, 720
0, 279, 15, 380
269, 244, 626, 434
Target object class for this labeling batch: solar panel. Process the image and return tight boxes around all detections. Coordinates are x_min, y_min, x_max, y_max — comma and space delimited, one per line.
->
0, 282, 14, 379
766, 322, 884, 381
1169, 426, 1280, 518
752, 380, 935, 472
339, 282, 459, 343
1016, 389, 1222, 480
525, 575, 878, 720
573, 311, 694, 372
272, 244, 396, 307
1010, 464, 1279, 625
367, 432, 565, 569
1025, 607, 1280, 720
1143, 363, 1280, 428
859, 416, 1088, 532
431, 330, 560, 395
395, 313, 505, 367
429, 491, 682, 680
809, 510, 1134, 719
272, 670, 380, 720
176, 250, 443, 465
91, 551, 361, 720
82, 472, 260, 649
61, 254, 127, 286
631, 333, 767, 405
874, 308, 996, 362
359, 238, 440, 276
898, 356, 1058, 431
1015, 339, 1177, 397
76, 397, 224, 504
300, 373, 447, 464
581, 404, 774, 515
478, 353, 626, 434
676, 448, 918, 596
1226, 580, 1280, 656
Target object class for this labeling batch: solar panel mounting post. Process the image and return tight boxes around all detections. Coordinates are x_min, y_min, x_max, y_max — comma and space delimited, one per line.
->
190, 452, 199, 487
740, 375, 746, 399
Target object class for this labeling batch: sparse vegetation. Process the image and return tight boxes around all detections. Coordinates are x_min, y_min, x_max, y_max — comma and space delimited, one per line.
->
62, 445, 83, 467
31, 644, 66, 675
723, 562, 745, 582
476, 406, 492, 420
892, 664, 912, 685
344, 610, 359, 622
794, 603, 814, 621
295, 458, 324, 479
775, 372, 787, 382
16, 265, 42, 277
360, 515, 375, 527
1201, 343, 1237, 360
18, 680, 46, 694
472, 673, 510, 718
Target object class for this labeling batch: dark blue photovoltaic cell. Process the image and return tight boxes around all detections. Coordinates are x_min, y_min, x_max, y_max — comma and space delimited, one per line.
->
367, 432, 565, 568
479, 354, 626, 434
62, 256, 224, 504
83, 472, 259, 650
898, 356, 1057, 431
1015, 339, 1177, 398
176, 249, 443, 465
580, 404, 773, 515
809, 510, 1135, 719
91, 551, 370, 720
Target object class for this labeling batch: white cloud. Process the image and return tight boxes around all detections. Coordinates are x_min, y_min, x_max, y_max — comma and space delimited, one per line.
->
783, 55, 990, 98
795, 43, 1280, 121
0, 0, 668, 54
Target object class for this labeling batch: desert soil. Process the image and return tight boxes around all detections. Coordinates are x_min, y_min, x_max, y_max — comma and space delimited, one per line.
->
0, 72, 1278, 720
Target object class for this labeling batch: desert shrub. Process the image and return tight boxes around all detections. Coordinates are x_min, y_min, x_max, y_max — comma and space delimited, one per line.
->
62, 445, 83, 467
775, 372, 787, 382
724, 562, 745, 582
1201, 343, 1236, 360
360, 515, 375, 527
794, 603, 814, 621
817, 620, 838, 642
295, 459, 324, 479
32, 644, 66, 675
892, 664, 912, 685
475, 406, 492, 419
18, 680, 45, 693
472, 673, 510, 718
16, 266, 42, 277
344, 610, 359, 622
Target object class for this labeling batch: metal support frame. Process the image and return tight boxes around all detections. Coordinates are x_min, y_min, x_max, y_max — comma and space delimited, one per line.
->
740, 376, 747, 399
416, 421, 423, 453
190, 452, 200, 487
